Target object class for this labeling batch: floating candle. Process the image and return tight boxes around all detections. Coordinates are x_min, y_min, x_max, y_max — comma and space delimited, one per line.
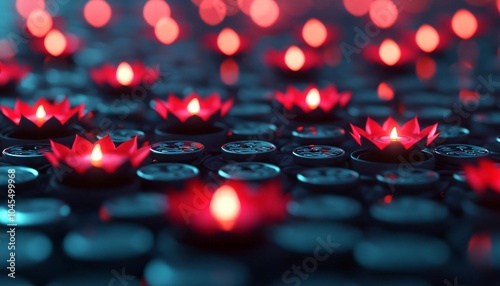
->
154, 92, 233, 128
275, 84, 351, 121
0, 97, 85, 132
349, 117, 439, 154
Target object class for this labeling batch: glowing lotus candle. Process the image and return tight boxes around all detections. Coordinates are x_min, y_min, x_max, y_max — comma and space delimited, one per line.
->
275, 84, 351, 121
44, 135, 149, 186
0, 97, 85, 136
0, 61, 30, 89
265, 45, 322, 74
154, 92, 233, 128
90, 62, 160, 90
154, 92, 233, 151
349, 117, 439, 155
168, 180, 289, 237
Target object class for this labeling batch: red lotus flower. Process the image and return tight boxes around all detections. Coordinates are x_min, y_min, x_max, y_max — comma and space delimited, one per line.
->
464, 160, 500, 195
349, 117, 439, 153
265, 46, 322, 73
90, 62, 160, 89
1, 97, 85, 130
275, 85, 351, 119
154, 92, 233, 125
168, 180, 289, 235
0, 61, 30, 86
44, 135, 150, 174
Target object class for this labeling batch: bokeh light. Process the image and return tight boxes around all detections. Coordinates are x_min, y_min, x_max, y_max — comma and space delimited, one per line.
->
27, 9, 53, 38
302, 19, 327, 48
250, 0, 279, 28
452, 9, 478, 40
155, 17, 179, 45
143, 0, 171, 27
369, 0, 398, 29
84, 0, 112, 28
416, 24, 440, 53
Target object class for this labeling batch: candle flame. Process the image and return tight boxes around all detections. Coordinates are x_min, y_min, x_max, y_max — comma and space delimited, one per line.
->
209, 185, 241, 231
187, 98, 200, 115
91, 144, 103, 165
27, 9, 53, 37
44, 29, 67, 57
36, 105, 46, 120
390, 127, 399, 140
284, 46, 306, 72
217, 28, 240, 56
379, 39, 401, 66
305, 88, 321, 110
116, 62, 134, 86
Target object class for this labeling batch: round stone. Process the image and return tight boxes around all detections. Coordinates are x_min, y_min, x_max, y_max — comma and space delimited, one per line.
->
63, 223, 154, 261
101, 193, 167, 221
354, 233, 451, 272
97, 129, 145, 143
218, 162, 280, 181
0, 230, 52, 269
2, 144, 51, 167
292, 125, 345, 145
292, 145, 346, 166
433, 144, 489, 166
288, 195, 362, 221
436, 125, 469, 144
0, 198, 70, 227
221, 140, 277, 162
272, 222, 362, 255
370, 197, 449, 225
137, 163, 199, 182
228, 122, 277, 142
144, 257, 248, 286
297, 167, 359, 192
150, 141, 205, 162
376, 168, 440, 193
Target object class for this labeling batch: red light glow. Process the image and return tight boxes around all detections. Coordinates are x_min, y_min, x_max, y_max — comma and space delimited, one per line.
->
302, 18, 327, 48
416, 24, 440, 53
143, 0, 171, 26
452, 9, 478, 40
250, 0, 279, 28
27, 9, 52, 37
369, 0, 398, 29
84, 0, 112, 28
155, 17, 179, 45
